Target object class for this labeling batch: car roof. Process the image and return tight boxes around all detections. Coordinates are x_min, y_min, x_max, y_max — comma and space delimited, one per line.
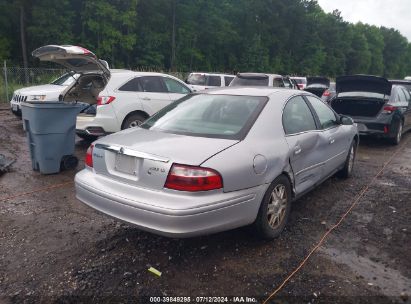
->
237, 72, 282, 78
199, 86, 300, 97
189, 72, 234, 77
390, 79, 411, 84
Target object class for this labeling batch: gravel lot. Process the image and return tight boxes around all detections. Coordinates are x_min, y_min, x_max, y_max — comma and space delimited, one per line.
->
0, 106, 410, 303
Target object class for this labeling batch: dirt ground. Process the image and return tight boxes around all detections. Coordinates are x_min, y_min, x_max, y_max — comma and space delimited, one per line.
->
0, 105, 410, 304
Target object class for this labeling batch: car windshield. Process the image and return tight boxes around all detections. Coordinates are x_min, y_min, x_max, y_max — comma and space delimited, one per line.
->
186, 74, 206, 85
140, 94, 268, 140
230, 77, 269, 86
51, 73, 77, 86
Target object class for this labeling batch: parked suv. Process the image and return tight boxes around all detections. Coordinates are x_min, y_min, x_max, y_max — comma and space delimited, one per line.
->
76, 71, 192, 139
330, 75, 411, 145
229, 73, 297, 88
185, 72, 234, 91
10, 72, 80, 116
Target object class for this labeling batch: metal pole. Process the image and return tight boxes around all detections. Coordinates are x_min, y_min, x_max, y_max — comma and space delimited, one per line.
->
4, 60, 9, 102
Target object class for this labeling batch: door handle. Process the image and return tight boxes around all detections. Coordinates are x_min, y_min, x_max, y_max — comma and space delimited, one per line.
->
294, 146, 302, 155
142, 97, 151, 101
329, 137, 335, 144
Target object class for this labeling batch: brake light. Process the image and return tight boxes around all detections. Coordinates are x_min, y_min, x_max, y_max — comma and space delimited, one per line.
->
322, 90, 331, 97
164, 164, 223, 191
298, 84, 304, 89
85, 144, 94, 168
382, 105, 397, 114
97, 96, 115, 106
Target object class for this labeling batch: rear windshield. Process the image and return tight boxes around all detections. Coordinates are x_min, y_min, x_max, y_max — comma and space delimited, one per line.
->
293, 78, 307, 84
140, 94, 268, 140
51, 73, 77, 86
230, 76, 269, 86
186, 74, 206, 85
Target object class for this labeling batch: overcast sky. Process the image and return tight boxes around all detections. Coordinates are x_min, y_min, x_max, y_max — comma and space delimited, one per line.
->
317, 0, 411, 42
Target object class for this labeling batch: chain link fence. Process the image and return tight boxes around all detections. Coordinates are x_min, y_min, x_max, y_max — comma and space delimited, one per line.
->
0, 62, 189, 103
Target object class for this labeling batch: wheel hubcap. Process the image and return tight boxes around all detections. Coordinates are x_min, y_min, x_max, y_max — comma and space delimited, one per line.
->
267, 184, 287, 229
129, 120, 142, 128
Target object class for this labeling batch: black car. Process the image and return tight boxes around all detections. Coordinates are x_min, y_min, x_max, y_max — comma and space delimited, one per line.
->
304, 76, 330, 97
330, 75, 411, 145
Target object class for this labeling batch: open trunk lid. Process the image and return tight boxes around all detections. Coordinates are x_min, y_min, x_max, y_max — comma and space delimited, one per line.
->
91, 127, 239, 190
331, 75, 391, 118
336, 75, 392, 95
32, 45, 110, 104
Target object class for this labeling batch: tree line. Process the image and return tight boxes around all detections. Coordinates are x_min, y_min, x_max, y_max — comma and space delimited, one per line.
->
1, 0, 411, 78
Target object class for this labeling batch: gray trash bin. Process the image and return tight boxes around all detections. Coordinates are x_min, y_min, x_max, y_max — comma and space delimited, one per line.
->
21, 101, 83, 174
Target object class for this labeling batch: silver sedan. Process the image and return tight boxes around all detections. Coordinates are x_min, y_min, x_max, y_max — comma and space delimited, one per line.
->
75, 87, 358, 239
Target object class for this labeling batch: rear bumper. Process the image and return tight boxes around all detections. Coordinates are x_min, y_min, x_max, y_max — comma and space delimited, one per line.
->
354, 117, 394, 137
75, 169, 266, 237
76, 112, 119, 134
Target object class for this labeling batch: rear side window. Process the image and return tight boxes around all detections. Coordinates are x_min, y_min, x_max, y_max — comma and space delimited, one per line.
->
118, 77, 141, 91
224, 76, 234, 86
306, 96, 338, 129
139, 76, 167, 93
163, 77, 191, 94
283, 96, 317, 135
207, 76, 221, 86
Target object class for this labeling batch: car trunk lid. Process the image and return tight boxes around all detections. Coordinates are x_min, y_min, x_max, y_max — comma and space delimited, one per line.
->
336, 75, 392, 95
332, 75, 392, 118
91, 128, 239, 190
32, 45, 110, 104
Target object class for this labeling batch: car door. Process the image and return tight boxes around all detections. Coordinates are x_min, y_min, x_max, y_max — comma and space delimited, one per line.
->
137, 76, 171, 115
305, 95, 349, 177
163, 77, 192, 102
282, 95, 324, 195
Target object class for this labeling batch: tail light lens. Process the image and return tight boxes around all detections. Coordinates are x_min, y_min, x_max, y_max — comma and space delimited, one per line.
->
85, 144, 94, 168
165, 164, 223, 192
322, 90, 331, 97
382, 105, 397, 114
97, 96, 116, 106
298, 84, 304, 89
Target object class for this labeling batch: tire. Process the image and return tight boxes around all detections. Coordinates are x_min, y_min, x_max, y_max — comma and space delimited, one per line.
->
337, 139, 356, 179
389, 120, 403, 145
253, 175, 292, 239
76, 133, 98, 141
122, 113, 147, 130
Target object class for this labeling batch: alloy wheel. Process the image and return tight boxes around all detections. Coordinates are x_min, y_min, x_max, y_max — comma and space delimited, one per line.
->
267, 184, 288, 229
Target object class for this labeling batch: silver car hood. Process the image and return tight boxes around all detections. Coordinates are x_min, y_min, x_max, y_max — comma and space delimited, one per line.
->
97, 127, 239, 165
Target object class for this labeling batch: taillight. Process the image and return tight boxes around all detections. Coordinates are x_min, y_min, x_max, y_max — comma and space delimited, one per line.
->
298, 84, 304, 89
97, 96, 115, 106
322, 90, 331, 97
382, 105, 397, 114
85, 144, 94, 168
164, 164, 223, 192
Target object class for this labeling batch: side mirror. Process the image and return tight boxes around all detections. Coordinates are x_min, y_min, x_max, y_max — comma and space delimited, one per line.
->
340, 115, 354, 125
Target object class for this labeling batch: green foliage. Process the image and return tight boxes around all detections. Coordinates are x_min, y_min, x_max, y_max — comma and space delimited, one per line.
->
1, 0, 411, 77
